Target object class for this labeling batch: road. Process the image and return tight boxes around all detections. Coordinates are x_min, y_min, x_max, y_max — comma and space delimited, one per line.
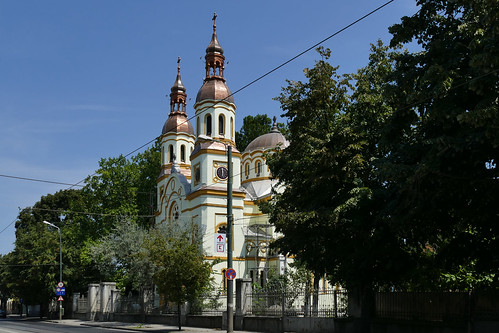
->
0, 317, 133, 333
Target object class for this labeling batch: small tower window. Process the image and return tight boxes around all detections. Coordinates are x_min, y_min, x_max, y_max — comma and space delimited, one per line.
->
181, 145, 186, 162
230, 117, 234, 139
169, 145, 174, 163
256, 161, 261, 176
206, 115, 212, 136
162, 146, 165, 164
245, 163, 249, 178
196, 117, 200, 136
219, 115, 225, 136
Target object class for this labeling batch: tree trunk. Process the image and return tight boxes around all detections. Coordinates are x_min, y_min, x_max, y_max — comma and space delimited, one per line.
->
312, 274, 320, 317
359, 285, 374, 333
177, 302, 182, 331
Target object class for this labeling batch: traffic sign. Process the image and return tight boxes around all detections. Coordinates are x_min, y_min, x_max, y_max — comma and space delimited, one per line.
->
56, 287, 66, 296
215, 233, 226, 253
57, 282, 64, 288
57, 296, 64, 301
225, 268, 236, 280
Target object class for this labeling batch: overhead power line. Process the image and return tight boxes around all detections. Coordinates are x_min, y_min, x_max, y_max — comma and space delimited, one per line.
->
67, 0, 397, 189
0, 174, 84, 187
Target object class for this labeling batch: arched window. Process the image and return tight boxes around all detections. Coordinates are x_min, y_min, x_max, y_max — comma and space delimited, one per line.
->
219, 115, 225, 136
206, 114, 212, 136
256, 161, 261, 175
161, 146, 165, 164
230, 117, 234, 139
169, 145, 174, 163
196, 117, 200, 136
245, 163, 249, 178
180, 145, 185, 162
169, 202, 179, 222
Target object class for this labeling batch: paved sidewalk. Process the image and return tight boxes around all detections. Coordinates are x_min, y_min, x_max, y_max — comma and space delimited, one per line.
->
50, 319, 262, 333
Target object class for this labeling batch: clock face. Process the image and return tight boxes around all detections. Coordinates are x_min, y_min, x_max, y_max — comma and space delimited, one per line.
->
216, 166, 229, 180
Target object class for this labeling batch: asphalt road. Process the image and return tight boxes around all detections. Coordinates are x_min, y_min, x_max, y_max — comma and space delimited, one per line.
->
0, 317, 132, 333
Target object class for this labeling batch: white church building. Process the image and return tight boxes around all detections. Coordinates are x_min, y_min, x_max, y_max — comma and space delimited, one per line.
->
155, 16, 289, 290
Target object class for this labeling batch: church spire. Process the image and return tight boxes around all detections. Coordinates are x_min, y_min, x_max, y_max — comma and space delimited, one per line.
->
169, 56, 187, 114
204, 12, 225, 80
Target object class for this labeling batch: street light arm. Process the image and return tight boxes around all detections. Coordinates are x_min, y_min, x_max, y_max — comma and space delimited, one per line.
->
43, 220, 59, 230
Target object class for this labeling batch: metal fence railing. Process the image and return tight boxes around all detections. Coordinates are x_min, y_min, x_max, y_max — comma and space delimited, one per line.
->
247, 289, 348, 318
190, 291, 227, 315
376, 292, 469, 322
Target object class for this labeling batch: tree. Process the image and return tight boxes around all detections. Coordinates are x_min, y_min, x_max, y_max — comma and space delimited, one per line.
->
235, 114, 287, 152
89, 219, 155, 292
82, 140, 161, 234
381, 0, 499, 289
7, 189, 103, 316
147, 222, 211, 331
266, 45, 407, 330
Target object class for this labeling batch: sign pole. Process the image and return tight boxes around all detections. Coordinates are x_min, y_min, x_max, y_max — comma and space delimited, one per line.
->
227, 144, 233, 333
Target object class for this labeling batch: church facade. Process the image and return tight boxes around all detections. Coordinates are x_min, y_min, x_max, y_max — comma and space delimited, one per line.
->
155, 16, 289, 289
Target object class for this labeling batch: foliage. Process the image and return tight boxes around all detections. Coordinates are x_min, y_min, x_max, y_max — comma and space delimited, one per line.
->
235, 114, 287, 152
379, 0, 499, 289
266, 45, 410, 293
147, 222, 212, 305
82, 140, 161, 233
4, 141, 161, 307
6, 189, 100, 312
89, 219, 155, 291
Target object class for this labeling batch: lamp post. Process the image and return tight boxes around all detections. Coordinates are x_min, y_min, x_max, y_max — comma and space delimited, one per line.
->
43, 220, 62, 321
198, 135, 233, 332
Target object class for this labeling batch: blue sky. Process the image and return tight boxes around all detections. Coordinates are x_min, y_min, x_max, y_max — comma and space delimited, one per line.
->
0, 0, 418, 254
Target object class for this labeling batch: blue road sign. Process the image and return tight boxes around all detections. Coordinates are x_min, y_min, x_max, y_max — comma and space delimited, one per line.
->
56, 287, 66, 296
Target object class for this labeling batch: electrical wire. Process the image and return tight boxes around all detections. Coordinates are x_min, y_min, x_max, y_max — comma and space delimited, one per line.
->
66, 0, 397, 189
2, 1, 396, 193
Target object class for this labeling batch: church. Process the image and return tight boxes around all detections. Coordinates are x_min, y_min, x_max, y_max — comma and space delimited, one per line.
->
155, 15, 290, 290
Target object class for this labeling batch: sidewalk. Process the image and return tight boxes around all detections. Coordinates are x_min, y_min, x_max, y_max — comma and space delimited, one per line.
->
50, 319, 262, 333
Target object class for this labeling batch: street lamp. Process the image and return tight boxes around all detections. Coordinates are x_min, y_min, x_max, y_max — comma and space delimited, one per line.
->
198, 135, 234, 333
43, 220, 63, 321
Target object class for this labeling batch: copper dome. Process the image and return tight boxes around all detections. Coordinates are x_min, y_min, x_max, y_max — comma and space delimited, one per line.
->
195, 78, 234, 104
162, 113, 195, 135
245, 122, 289, 152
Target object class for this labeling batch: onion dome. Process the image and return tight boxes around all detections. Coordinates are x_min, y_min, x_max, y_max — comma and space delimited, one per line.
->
245, 117, 289, 152
162, 57, 195, 135
195, 13, 234, 105
195, 79, 234, 104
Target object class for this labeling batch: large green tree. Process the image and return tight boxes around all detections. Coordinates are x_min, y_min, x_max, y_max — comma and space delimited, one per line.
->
82, 140, 161, 233
380, 0, 499, 289
147, 222, 211, 331
266, 46, 406, 328
89, 219, 155, 291
9, 189, 97, 316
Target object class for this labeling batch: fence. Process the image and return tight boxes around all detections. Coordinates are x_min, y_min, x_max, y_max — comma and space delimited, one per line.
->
190, 291, 227, 315
376, 291, 469, 322
375, 291, 499, 322
248, 289, 348, 318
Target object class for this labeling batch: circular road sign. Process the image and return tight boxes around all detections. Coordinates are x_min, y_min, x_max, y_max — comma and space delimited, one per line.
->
57, 282, 64, 288
225, 268, 236, 280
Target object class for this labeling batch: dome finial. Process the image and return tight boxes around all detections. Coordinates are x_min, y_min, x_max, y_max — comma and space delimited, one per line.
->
177, 56, 181, 75
212, 12, 217, 33
271, 116, 279, 132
